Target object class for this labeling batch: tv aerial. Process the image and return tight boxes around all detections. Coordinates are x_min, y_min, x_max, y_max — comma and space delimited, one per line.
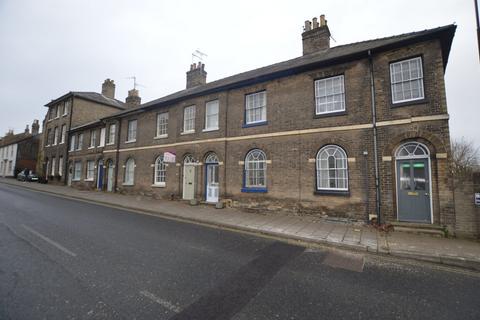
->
126, 76, 146, 90
192, 49, 207, 63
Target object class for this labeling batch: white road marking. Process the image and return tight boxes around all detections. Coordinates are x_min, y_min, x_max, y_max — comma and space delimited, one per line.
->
22, 224, 77, 257
140, 290, 181, 313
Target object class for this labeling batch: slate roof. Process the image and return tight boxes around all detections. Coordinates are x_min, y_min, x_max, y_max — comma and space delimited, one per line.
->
45, 92, 126, 109
102, 24, 456, 120
0, 132, 35, 147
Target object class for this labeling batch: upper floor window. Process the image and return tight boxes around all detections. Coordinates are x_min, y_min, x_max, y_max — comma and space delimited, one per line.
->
127, 120, 137, 142
205, 100, 219, 131
55, 105, 61, 118
156, 112, 168, 137
390, 57, 424, 104
244, 149, 267, 190
63, 100, 70, 116
53, 127, 59, 145
183, 105, 196, 133
69, 135, 76, 151
46, 128, 52, 146
154, 155, 166, 186
245, 91, 266, 125
316, 145, 348, 191
89, 129, 97, 148
107, 124, 116, 144
99, 128, 106, 147
315, 75, 345, 115
60, 125, 66, 144
51, 157, 56, 176
124, 158, 135, 185
77, 133, 83, 150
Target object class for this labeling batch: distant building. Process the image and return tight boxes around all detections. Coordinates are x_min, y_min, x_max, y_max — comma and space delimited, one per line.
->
0, 120, 41, 177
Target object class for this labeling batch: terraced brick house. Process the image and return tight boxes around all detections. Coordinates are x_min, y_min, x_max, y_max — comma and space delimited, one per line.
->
42, 79, 126, 184
64, 17, 458, 234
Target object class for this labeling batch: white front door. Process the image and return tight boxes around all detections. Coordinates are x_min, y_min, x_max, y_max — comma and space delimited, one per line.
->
183, 165, 195, 200
206, 164, 219, 203
107, 165, 114, 192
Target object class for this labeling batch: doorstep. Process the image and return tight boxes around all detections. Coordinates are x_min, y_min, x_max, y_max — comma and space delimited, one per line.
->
391, 221, 446, 237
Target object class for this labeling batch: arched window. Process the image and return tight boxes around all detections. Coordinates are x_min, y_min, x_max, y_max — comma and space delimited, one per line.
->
154, 156, 166, 186
245, 149, 266, 188
395, 142, 429, 159
316, 145, 348, 191
183, 154, 196, 165
205, 152, 219, 163
124, 158, 135, 185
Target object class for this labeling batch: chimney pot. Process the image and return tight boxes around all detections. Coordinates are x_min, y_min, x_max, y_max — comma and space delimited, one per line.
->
304, 20, 311, 31
101, 79, 116, 99
31, 119, 40, 135
312, 17, 319, 28
320, 15, 326, 26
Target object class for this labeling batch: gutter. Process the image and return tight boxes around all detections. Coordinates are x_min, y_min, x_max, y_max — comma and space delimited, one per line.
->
368, 50, 382, 224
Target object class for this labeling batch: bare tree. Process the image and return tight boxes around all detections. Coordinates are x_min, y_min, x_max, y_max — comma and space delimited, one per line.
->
451, 137, 479, 176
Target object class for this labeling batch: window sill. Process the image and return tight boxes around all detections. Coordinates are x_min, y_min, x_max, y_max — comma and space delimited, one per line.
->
314, 110, 347, 119
106, 142, 115, 146
98, 144, 105, 148
88, 147, 95, 150
76, 149, 82, 151
151, 183, 166, 188
84, 178, 94, 182
391, 98, 428, 108
72, 179, 80, 182
202, 127, 219, 132
154, 134, 168, 140
180, 131, 195, 135
125, 140, 136, 144
122, 183, 134, 186
59, 142, 65, 145
242, 121, 267, 128
241, 187, 268, 193
314, 190, 350, 196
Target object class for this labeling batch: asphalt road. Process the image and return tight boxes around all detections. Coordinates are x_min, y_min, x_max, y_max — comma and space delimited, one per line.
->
0, 183, 479, 320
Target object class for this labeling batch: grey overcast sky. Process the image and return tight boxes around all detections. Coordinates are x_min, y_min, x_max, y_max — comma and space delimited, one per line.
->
0, 0, 478, 146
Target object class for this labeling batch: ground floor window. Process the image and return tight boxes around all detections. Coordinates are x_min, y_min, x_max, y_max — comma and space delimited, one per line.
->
154, 156, 166, 186
244, 149, 267, 191
86, 160, 95, 180
73, 161, 82, 181
316, 145, 348, 191
124, 158, 135, 185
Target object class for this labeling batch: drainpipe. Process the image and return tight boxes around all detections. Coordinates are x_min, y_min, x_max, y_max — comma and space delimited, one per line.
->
368, 50, 382, 224
114, 118, 122, 193
65, 96, 74, 185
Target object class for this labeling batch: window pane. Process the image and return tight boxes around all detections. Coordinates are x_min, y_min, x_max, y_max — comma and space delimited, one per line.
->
390, 57, 424, 103
315, 75, 345, 115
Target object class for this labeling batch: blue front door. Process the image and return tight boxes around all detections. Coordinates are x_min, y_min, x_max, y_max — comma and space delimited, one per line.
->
97, 160, 104, 190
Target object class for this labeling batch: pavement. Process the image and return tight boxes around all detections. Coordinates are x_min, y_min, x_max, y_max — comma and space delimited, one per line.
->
1, 177, 480, 272
1, 182, 480, 319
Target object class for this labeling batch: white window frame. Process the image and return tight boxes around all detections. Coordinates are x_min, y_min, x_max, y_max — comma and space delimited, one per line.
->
53, 127, 59, 145
60, 125, 66, 144
183, 105, 196, 133
51, 157, 56, 176
69, 135, 76, 152
126, 120, 137, 142
315, 75, 346, 115
76, 133, 83, 150
89, 130, 97, 148
124, 158, 135, 185
55, 105, 60, 118
86, 160, 95, 181
156, 112, 169, 138
73, 161, 82, 181
58, 156, 63, 176
46, 129, 51, 146
153, 156, 166, 186
204, 100, 219, 131
107, 124, 116, 145
244, 149, 267, 188
63, 100, 70, 116
390, 56, 424, 104
99, 127, 106, 147
245, 91, 267, 125
316, 145, 348, 191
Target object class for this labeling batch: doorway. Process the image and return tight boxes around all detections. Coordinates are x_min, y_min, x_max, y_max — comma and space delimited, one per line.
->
97, 159, 104, 190
205, 153, 219, 203
106, 160, 114, 192
395, 142, 432, 223
182, 155, 196, 200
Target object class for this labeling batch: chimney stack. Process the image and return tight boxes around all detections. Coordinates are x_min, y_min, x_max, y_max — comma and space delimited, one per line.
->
101, 79, 116, 99
302, 14, 331, 55
186, 62, 207, 89
125, 89, 141, 108
32, 119, 40, 135
25, 125, 30, 134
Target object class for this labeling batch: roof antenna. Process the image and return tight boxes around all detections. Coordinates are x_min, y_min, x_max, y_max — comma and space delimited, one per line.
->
126, 76, 146, 90
192, 49, 207, 63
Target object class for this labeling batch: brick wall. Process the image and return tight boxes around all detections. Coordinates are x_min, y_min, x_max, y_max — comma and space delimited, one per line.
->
454, 173, 480, 238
